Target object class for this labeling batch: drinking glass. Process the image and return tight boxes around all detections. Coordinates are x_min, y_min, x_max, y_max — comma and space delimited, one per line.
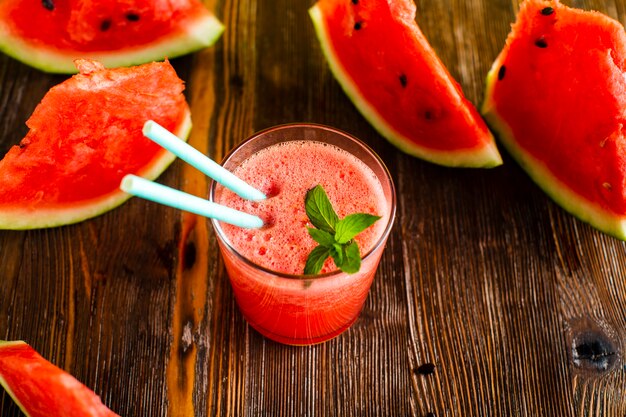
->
210, 124, 395, 345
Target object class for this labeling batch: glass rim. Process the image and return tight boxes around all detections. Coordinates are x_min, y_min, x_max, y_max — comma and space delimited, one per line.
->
209, 122, 396, 281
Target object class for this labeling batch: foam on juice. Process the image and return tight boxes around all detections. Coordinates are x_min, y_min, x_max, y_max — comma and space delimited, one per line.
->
215, 140, 388, 275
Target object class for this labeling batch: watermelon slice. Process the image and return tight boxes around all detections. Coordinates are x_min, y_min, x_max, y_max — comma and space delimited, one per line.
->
0, 0, 224, 73
482, 1, 626, 239
0, 340, 119, 417
0, 59, 191, 230
309, 0, 502, 168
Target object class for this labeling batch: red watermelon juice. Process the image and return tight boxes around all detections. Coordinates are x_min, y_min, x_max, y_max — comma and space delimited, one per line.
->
210, 124, 395, 345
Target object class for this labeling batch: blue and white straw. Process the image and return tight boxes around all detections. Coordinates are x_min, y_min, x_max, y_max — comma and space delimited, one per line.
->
120, 175, 264, 229
142, 121, 266, 201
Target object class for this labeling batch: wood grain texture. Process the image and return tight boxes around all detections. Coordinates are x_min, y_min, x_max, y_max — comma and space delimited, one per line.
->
1, 0, 625, 416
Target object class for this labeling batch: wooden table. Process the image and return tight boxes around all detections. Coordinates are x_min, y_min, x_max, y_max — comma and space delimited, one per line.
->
1, 0, 625, 415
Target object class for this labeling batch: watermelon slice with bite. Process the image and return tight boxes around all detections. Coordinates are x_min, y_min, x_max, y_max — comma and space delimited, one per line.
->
0, 59, 191, 230
482, 1, 626, 239
0, 340, 119, 417
309, 0, 502, 168
0, 0, 224, 73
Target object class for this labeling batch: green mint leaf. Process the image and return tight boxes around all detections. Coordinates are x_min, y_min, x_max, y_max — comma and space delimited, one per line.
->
334, 213, 382, 244
330, 243, 344, 266
303, 185, 380, 276
307, 227, 335, 247
304, 245, 331, 275
339, 242, 361, 274
305, 185, 339, 233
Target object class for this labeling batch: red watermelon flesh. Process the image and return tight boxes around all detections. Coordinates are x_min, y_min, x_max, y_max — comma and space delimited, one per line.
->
0, 59, 191, 229
482, 0, 626, 239
309, 0, 502, 168
0, 340, 119, 417
0, 0, 223, 73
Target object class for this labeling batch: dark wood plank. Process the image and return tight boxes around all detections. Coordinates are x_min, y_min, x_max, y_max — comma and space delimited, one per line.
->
1, 0, 625, 416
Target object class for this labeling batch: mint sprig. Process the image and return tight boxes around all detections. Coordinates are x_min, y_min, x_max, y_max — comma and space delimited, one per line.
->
303, 185, 381, 275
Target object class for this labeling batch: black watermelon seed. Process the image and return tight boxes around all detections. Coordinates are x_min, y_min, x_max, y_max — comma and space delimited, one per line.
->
351, 0, 358, 4
399, 73, 408, 88
100, 19, 112, 31
498, 65, 506, 81
416, 363, 435, 375
42, 0, 55, 11
18, 142, 27, 149
535, 38, 548, 48
354, 21, 362, 30
541, 7, 554, 16
126, 13, 140, 21
424, 110, 433, 120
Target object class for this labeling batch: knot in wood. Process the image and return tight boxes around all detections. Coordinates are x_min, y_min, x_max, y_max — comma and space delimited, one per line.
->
567, 318, 620, 374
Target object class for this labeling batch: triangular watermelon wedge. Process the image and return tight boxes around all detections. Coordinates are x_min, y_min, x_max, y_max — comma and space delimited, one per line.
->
309, 0, 502, 168
0, 0, 224, 73
0, 59, 191, 229
482, 0, 626, 239
0, 340, 119, 417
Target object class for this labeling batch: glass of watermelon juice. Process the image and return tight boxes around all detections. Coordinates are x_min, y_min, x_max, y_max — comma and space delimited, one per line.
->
210, 124, 395, 345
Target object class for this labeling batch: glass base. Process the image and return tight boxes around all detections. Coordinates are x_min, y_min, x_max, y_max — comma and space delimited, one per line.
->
245, 313, 360, 346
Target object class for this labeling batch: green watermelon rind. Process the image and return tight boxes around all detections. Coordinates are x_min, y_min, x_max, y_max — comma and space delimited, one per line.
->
0, 14, 224, 74
0, 110, 192, 230
482, 65, 626, 241
0, 341, 31, 417
0, 340, 24, 348
308, 5, 502, 168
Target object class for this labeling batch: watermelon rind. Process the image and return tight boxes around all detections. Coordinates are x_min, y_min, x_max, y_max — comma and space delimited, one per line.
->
0, 341, 30, 417
483, 68, 626, 240
0, 14, 224, 74
308, 5, 502, 168
0, 340, 24, 348
0, 371, 29, 417
0, 110, 192, 230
